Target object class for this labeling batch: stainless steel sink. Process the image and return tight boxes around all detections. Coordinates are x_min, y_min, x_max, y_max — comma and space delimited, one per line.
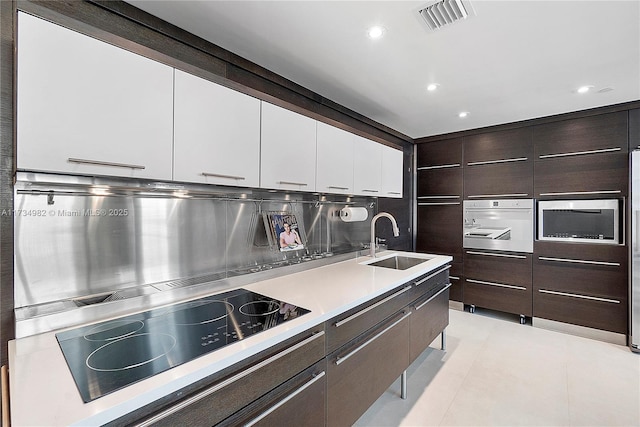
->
367, 255, 430, 270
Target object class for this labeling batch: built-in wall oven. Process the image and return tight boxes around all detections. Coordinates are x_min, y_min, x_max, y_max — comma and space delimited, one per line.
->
537, 199, 621, 244
463, 199, 534, 253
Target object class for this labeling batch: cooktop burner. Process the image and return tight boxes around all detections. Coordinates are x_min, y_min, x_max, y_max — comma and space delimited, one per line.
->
56, 288, 309, 402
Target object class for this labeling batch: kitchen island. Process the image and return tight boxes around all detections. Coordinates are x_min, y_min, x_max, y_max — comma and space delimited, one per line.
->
8, 251, 451, 426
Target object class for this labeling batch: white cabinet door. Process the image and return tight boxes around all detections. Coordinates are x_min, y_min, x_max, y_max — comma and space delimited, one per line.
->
380, 145, 404, 198
16, 12, 173, 180
173, 70, 260, 187
260, 102, 317, 191
316, 122, 354, 194
353, 135, 382, 196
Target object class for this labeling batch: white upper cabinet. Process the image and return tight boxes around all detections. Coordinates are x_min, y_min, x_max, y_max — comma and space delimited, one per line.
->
16, 12, 174, 180
173, 70, 260, 187
260, 102, 317, 191
316, 122, 354, 194
380, 145, 404, 198
353, 135, 382, 196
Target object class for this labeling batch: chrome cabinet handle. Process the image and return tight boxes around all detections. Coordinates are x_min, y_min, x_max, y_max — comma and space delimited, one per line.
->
466, 278, 527, 291
467, 193, 528, 198
278, 180, 308, 186
415, 283, 452, 310
328, 185, 350, 190
361, 189, 379, 193
418, 202, 461, 206
244, 371, 326, 427
414, 265, 451, 286
449, 275, 460, 280
538, 256, 620, 267
466, 250, 527, 259
335, 312, 411, 365
334, 286, 412, 327
467, 157, 528, 166
202, 172, 245, 180
68, 158, 145, 170
417, 163, 461, 170
538, 147, 621, 159
538, 289, 620, 304
387, 191, 402, 195
134, 331, 325, 427
539, 190, 621, 196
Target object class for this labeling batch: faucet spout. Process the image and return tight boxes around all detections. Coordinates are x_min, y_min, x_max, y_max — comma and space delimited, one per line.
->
370, 212, 400, 258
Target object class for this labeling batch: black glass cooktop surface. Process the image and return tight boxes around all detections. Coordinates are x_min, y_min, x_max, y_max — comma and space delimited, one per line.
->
56, 288, 309, 402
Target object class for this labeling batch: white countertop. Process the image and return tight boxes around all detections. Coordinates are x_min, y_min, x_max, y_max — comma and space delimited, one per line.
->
8, 251, 451, 426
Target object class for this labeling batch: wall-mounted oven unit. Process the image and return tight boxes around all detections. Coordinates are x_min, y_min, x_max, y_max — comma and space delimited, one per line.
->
537, 199, 621, 245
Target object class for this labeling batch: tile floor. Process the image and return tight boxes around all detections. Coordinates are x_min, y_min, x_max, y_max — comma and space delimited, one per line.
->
355, 308, 640, 426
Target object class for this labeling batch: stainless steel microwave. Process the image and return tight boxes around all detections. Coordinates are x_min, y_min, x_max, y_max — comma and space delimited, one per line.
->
538, 199, 621, 244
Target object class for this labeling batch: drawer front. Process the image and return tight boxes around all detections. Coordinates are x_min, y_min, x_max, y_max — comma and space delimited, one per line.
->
463, 128, 533, 164
327, 311, 410, 427
533, 111, 628, 157
417, 167, 462, 197
410, 284, 450, 363
534, 152, 628, 198
464, 160, 533, 199
534, 289, 627, 334
464, 250, 532, 288
326, 285, 412, 354
416, 203, 463, 262
127, 327, 325, 427
449, 262, 464, 302
416, 138, 462, 168
464, 278, 532, 316
219, 360, 326, 427
407, 265, 450, 303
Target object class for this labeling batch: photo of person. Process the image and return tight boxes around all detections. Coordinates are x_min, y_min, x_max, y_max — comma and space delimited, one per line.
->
279, 222, 302, 250
264, 212, 305, 252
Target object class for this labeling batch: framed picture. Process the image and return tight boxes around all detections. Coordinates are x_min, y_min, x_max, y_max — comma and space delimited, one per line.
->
263, 212, 306, 252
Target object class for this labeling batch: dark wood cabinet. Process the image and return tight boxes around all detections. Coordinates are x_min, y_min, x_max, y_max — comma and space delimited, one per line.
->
416, 203, 463, 263
533, 242, 627, 334
448, 262, 464, 302
533, 111, 629, 198
417, 138, 463, 168
409, 277, 450, 363
327, 310, 411, 427
463, 128, 533, 199
463, 249, 533, 318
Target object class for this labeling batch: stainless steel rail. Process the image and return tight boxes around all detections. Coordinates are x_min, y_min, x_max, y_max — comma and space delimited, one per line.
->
334, 286, 412, 327
417, 163, 461, 170
466, 278, 527, 291
68, 157, 145, 169
538, 147, 621, 159
466, 250, 527, 259
467, 157, 528, 166
414, 265, 451, 286
538, 256, 620, 267
538, 289, 621, 304
415, 283, 453, 310
335, 312, 411, 365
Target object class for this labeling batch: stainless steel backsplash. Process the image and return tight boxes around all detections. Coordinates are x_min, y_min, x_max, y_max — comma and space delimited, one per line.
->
14, 173, 374, 309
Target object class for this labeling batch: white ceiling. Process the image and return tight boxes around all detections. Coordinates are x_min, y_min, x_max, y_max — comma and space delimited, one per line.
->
126, 0, 640, 139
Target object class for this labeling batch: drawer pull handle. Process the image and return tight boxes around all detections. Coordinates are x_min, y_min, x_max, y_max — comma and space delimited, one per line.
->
334, 286, 412, 328
328, 185, 350, 190
467, 157, 528, 166
335, 312, 411, 366
415, 265, 451, 286
538, 289, 621, 304
449, 275, 460, 280
419, 202, 461, 206
467, 193, 528, 198
415, 283, 452, 310
417, 163, 461, 170
539, 190, 621, 197
278, 180, 308, 186
538, 147, 621, 159
362, 189, 379, 193
68, 157, 145, 170
134, 331, 325, 427
202, 172, 246, 180
245, 371, 326, 427
538, 256, 620, 267
466, 278, 527, 291
466, 250, 527, 260
418, 195, 460, 199
387, 192, 402, 195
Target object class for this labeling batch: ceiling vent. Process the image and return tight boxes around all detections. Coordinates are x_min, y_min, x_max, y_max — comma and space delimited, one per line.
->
419, 0, 473, 31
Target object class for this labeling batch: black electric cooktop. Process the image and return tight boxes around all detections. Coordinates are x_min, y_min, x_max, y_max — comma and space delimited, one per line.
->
56, 288, 309, 402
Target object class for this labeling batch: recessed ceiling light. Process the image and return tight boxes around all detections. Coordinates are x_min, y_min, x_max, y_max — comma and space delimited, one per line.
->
577, 85, 593, 94
427, 83, 439, 92
458, 111, 469, 118
367, 26, 385, 39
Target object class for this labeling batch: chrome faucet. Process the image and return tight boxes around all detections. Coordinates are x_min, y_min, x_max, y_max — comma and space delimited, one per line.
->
370, 212, 400, 258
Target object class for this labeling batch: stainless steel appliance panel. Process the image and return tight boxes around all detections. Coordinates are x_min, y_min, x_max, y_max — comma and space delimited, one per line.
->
630, 151, 640, 352
463, 199, 534, 253
538, 199, 620, 244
